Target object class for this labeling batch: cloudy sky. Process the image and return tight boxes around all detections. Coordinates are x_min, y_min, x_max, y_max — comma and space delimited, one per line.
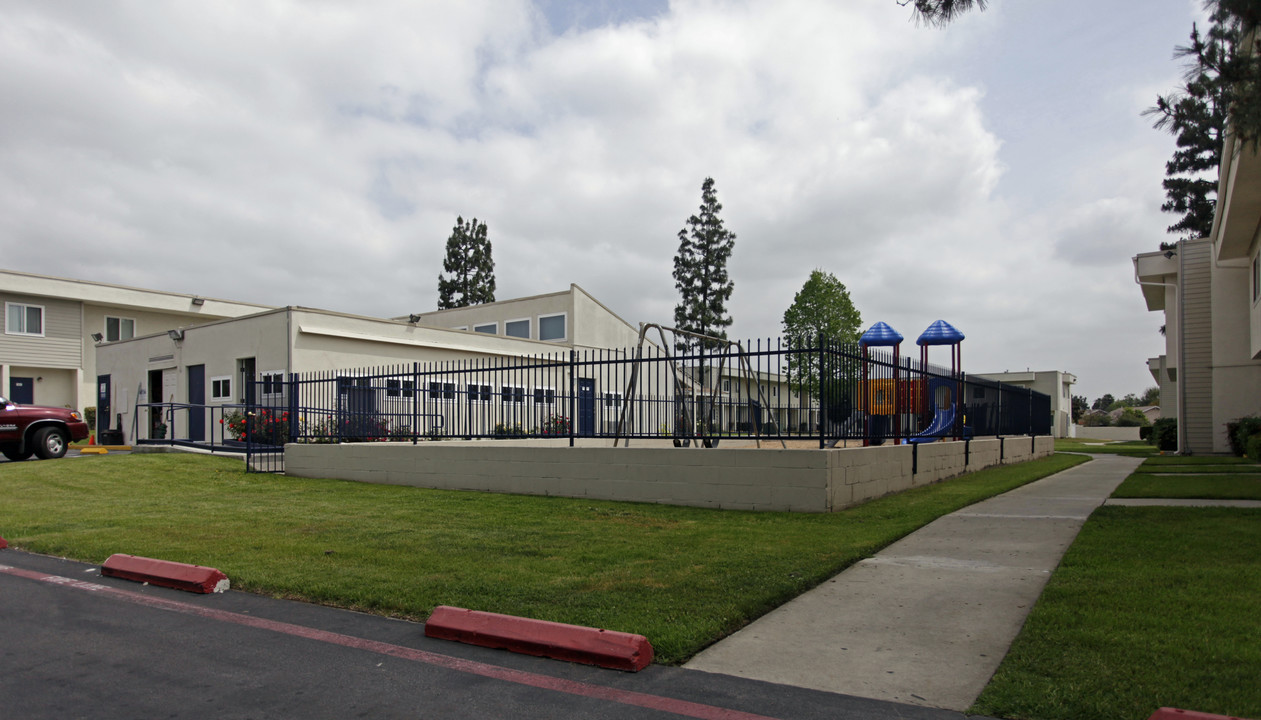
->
0, 0, 1206, 401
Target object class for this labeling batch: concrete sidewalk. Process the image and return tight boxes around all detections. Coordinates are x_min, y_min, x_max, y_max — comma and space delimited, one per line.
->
685, 453, 1144, 712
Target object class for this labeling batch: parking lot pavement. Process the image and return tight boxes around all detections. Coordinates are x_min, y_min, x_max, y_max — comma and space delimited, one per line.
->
0, 550, 980, 720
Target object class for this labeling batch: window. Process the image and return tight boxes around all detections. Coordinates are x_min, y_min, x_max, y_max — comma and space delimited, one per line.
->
428, 381, 456, 401
260, 371, 285, 397
474, 322, 498, 334
501, 385, 525, 404
105, 316, 136, 342
387, 379, 415, 398
722, 379, 731, 393
5, 302, 43, 336
538, 313, 566, 341
505, 318, 530, 339
603, 392, 622, 408
211, 376, 232, 401
468, 383, 492, 403
772, 386, 779, 397
534, 387, 556, 405
1253, 254, 1260, 303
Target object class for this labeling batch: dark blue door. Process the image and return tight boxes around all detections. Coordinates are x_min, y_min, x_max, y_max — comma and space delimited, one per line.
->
96, 375, 111, 433
188, 365, 205, 441
577, 379, 595, 437
9, 377, 33, 404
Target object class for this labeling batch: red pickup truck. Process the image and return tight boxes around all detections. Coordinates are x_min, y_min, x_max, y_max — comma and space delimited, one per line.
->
1, 395, 90, 461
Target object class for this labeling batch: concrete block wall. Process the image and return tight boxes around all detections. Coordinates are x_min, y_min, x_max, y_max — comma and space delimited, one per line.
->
286, 435, 1057, 513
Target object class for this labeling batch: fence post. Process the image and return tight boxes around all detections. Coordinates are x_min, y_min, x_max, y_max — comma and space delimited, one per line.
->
569, 350, 576, 448
412, 362, 419, 445
817, 335, 825, 450
287, 373, 299, 443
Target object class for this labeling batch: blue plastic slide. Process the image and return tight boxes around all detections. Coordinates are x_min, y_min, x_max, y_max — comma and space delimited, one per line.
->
908, 403, 955, 444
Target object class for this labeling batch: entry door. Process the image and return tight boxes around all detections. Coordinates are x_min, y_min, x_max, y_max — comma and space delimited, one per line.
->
9, 377, 33, 404
97, 375, 111, 432
239, 357, 256, 406
577, 379, 595, 437
188, 365, 205, 441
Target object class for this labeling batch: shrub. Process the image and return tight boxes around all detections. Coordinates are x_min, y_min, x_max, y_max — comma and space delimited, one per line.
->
1149, 418, 1177, 451
1225, 415, 1261, 456
84, 406, 97, 432
1139, 425, 1153, 441
1115, 407, 1150, 427
1247, 432, 1261, 461
1081, 411, 1113, 427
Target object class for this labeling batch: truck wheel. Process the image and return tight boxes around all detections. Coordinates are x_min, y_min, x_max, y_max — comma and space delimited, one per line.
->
2, 444, 32, 461
33, 427, 68, 460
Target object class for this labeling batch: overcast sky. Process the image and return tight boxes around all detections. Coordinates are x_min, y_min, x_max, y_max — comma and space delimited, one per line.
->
0, 0, 1206, 401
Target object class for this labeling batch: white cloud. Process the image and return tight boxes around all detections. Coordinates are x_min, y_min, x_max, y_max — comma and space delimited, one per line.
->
0, 0, 1199, 401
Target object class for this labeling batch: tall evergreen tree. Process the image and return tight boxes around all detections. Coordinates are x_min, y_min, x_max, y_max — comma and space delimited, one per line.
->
436, 216, 496, 310
902, 0, 986, 26
672, 177, 736, 352
1148, 12, 1235, 241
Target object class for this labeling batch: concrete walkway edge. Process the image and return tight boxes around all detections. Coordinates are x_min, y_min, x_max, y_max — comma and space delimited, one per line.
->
684, 453, 1144, 711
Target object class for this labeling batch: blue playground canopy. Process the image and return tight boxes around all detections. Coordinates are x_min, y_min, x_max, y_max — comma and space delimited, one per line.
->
859, 321, 903, 347
916, 320, 964, 346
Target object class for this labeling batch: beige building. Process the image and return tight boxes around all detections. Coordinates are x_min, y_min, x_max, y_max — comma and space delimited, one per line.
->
970, 370, 1077, 438
0, 269, 273, 416
1134, 127, 1261, 454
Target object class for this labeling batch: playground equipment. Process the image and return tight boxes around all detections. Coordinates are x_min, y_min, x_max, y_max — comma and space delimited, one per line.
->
859, 320, 966, 446
615, 323, 785, 448
909, 320, 966, 444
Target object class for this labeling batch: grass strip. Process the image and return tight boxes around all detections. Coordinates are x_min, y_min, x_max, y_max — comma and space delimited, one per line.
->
0, 452, 1087, 663
1139, 456, 1259, 469
972, 506, 1261, 720
1054, 440, 1157, 456
1113, 474, 1261, 500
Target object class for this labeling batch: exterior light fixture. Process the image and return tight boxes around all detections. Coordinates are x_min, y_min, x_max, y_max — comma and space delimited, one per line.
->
90, 333, 104, 342
408, 314, 422, 323
168, 329, 185, 341
191, 297, 205, 306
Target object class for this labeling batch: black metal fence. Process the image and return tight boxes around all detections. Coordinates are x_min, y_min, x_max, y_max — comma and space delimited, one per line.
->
131, 337, 1052, 473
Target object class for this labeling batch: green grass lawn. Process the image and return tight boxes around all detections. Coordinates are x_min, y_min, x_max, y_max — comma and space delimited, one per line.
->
1139, 456, 1259, 469
0, 451, 1087, 664
1054, 439, 1159, 456
972, 506, 1261, 720
1114, 474, 1261, 499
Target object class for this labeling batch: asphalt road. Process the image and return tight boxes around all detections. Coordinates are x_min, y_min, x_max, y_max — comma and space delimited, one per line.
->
0, 550, 984, 720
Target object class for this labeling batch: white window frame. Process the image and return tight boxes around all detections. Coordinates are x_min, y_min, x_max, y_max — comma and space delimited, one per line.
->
722, 379, 731, 393
105, 315, 136, 342
537, 312, 567, 342
385, 378, 416, 399
5, 302, 45, 337
473, 322, 498, 334
504, 317, 531, 339
603, 391, 623, 410
451, 325, 468, 332
210, 376, 233, 401
260, 370, 285, 399
533, 386, 556, 405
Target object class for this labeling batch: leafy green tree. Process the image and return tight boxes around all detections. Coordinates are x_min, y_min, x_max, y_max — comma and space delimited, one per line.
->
1116, 407, 1152, 427
437, 216, 496, 310
1141, 386, 1161, 406
1092, 394, 1115, 412
673, 177, 735, 352
1071, 395, 1089, 423
781, 270, 862, 401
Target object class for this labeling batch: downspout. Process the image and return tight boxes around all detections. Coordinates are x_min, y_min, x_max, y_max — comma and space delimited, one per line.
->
1133, 245, 1183, 454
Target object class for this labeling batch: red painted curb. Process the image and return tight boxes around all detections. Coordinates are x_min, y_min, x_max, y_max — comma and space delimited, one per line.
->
1149, 708, 1254, 720
424, 605, 653, 672
100, 554, 230, 594
0, 536, 7, 550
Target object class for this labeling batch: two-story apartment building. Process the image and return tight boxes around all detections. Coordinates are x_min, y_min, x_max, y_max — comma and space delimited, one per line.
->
1134, 126, 1261, 453
1, 269, 273, 414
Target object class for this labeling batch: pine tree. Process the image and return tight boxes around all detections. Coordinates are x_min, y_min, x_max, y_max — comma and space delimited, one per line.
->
1148, 13, 1234, 241
436, 216, 496, 310
672, 178, 735, 353
903, 0, 986, 26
